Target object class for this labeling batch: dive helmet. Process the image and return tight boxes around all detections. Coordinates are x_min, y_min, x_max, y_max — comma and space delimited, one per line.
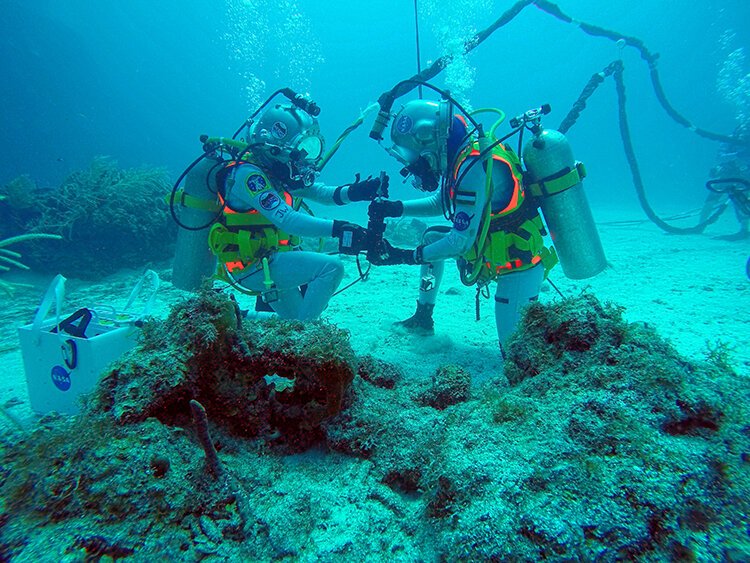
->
246, 102, 325, 185
389, 99, 453, 191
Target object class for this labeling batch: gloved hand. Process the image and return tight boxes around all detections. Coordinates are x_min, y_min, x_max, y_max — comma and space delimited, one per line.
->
368, 199, 404, 219
332, 220, 369, 255
368, 239, 417, 266
346, 172, 390, 202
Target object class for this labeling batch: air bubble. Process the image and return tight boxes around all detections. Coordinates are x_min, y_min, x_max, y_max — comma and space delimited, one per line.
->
422, 0, 496, 109
222, 0, 323, 112
717, 29, 750, 128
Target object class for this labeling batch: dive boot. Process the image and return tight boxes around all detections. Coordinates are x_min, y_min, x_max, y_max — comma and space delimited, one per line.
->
394, 301, 435, 335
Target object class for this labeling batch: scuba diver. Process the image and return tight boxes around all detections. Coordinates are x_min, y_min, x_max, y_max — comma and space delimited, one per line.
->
700, 123, 750, 241
367, 89, 606, 354
171, 89, 385, 321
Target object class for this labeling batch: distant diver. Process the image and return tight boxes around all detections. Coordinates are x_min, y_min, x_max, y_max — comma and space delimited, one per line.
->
700, 124, 750, 241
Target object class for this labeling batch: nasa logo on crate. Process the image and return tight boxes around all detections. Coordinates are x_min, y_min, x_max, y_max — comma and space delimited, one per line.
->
51, 365, 71, 392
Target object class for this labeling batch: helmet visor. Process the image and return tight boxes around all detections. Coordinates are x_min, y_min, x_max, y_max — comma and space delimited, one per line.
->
297, 135, 324, 161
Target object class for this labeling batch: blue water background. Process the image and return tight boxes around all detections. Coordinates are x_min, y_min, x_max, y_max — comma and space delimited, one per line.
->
1, 0, 749, 220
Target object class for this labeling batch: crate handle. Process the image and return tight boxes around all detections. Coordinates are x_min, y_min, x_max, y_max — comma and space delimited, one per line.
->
31, 274, 67, 343
51, 308, 93, 339
122, 269, 160, 320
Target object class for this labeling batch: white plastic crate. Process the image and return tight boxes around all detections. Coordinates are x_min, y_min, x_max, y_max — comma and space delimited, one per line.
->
17, 271, 159, 415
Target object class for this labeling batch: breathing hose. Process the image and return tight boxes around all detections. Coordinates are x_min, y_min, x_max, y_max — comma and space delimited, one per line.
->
559, 60, 727, 234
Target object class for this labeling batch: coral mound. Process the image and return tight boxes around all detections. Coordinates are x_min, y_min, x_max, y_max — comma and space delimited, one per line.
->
326, 293, 750, 561
0, 290, 358, 561
98, 288, 357, 449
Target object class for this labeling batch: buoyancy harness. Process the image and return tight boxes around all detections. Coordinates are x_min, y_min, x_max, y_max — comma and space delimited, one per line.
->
208, 161, 302, 281
448, 141, 558, 287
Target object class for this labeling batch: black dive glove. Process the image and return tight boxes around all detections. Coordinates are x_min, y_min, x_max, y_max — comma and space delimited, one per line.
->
336, 173, 390, 204
332, 220, 368, 255
368, 199, 404, 219
369, 239, 422, 266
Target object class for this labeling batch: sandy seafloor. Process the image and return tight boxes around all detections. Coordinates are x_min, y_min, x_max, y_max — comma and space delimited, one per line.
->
0, 205, 748, 430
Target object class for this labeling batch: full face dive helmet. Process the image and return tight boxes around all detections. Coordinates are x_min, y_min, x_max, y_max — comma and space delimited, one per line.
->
246, 102, 325, 188
389, 99, 453, 192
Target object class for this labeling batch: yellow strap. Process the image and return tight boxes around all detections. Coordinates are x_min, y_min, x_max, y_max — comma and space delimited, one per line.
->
167, 189, 222, 212
203, 137, 251, 153
527, 161, 587, 198
539, 246, 559, 278
261, 257, 273, 290
236, 231, 263, 261
515, 216, 546, 254
208, 224, 234, 254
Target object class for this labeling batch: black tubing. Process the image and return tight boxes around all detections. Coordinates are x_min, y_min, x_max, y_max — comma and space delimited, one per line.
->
532, 0, 745, 147
611, 62, 725, 234
169, 150, 223, 231
383, 0, 535, 103
368, 0, 740, 236
558, 62, 619, 135
375, 0, 746, 150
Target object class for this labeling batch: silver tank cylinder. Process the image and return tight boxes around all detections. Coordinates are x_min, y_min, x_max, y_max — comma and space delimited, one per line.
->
523, 129, 606, 280
171, 157, 220, 291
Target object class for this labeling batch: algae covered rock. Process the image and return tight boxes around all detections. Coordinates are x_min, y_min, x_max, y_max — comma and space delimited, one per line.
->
504, 292, 629, 384
417, 364, 471, 410
327, 293, 750, 561
357, 354, 402, 389
97, 288, 357, 449
0, 289, 360, 561
1, 291, 748, 562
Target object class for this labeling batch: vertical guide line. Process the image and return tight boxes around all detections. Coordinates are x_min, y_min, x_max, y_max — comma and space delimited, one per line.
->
414, 0, 423, 99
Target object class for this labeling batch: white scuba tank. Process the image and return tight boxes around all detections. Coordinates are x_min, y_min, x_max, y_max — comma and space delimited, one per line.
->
523, 129, 607, 280
171, 157, 221, 290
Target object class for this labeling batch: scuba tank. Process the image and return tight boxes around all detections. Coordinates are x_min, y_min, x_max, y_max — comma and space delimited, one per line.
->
171, 156, 221, 290
523, 128, 607, 280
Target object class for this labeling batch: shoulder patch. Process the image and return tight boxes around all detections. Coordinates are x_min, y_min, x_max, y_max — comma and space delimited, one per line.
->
259, 192, 281, 211
246, 173, 269, 193
453, 211, 472, 232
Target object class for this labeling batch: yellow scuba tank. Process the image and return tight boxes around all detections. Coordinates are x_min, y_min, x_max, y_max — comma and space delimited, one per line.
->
523, 128, 606, 280
171, 157, 221, 290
